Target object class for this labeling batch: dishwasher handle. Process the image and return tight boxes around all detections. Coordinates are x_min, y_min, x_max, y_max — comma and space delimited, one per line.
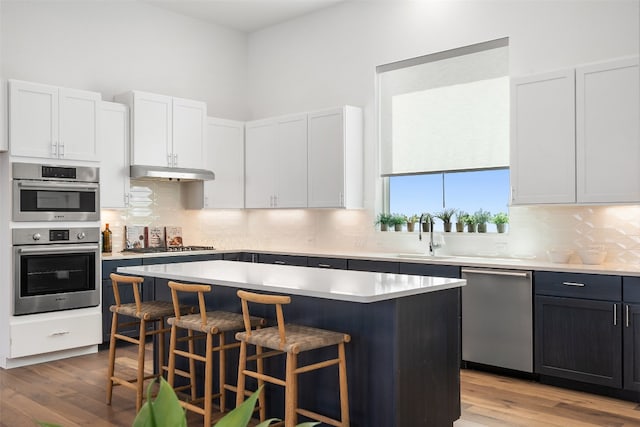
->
461, 268, 530, 278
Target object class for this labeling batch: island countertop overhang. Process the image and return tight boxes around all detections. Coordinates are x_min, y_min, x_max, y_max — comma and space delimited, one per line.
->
117, 260, 466, 303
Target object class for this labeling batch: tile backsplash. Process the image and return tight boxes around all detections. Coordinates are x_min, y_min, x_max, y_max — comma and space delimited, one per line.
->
101, 180, 640, 266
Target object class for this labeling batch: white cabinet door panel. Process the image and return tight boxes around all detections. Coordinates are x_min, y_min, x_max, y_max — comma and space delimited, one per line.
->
173, 97, 205, 169
245, 121, 278, 208
132, 91, 172, 167
203, 118, 244, 209
577, 57, 640, 203
510, 70, 576, 204
99, 101, 129, 208
59, 88, 100, 161
276, 114, 307, 208
9, 80, 59, 159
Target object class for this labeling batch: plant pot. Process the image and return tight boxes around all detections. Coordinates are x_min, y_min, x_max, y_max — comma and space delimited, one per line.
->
407, 222, 415, 232
443, 223, 452, 232
394, 224, 403, 232
422, 222, 431, 232
455, 222, 464, 233
477, 223, 487, 233
380, 224, 388, 231
466, 224, 476, 233
496, 223, 506, 233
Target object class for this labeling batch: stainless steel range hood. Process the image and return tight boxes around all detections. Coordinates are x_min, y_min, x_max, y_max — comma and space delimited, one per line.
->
130, 165, 215, 182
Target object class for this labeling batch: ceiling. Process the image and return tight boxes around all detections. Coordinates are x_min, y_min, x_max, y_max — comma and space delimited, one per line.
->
146, 0, 347, 33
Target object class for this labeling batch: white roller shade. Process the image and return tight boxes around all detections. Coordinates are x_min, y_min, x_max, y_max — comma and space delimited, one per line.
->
379, 40, 509, 176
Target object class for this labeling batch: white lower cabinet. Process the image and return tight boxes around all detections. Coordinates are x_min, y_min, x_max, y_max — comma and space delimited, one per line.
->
308, 106, 363, 208
10, 310, 102, 358
511, 56, 639, 205
245, 113, 307, 208
99, 101, 130, 208
184, 117, 245, 209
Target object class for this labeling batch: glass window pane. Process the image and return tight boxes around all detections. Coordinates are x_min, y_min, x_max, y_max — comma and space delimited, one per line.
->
389, 174, 443, 217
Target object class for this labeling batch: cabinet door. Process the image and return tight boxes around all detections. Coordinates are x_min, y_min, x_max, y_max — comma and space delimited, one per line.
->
535, 296, 622, 388
131, 91, 173, 167
99, 101, 129, 208
624, 303, 640, 392
172, 97, 205, 169
245, 120, 278, 208
576, 57, 640, 203
348, 259, 399, 273
510, 70, 576, 204
59, 87, 100, 161
276, 114, 307, 208
9, 80, 59, 159
203, 118, 244, 209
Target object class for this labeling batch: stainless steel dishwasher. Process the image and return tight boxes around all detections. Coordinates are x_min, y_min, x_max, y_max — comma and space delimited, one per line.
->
461, 267, 533, 373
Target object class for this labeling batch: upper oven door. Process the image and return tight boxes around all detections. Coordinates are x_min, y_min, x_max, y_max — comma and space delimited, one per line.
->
13, 179, 100, 221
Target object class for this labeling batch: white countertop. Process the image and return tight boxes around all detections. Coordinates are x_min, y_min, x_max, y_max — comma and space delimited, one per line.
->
104, 247, 640, 276
117, 260, 465, 303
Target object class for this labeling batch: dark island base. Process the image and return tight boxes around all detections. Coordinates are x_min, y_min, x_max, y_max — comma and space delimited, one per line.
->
153, 279, 461, 427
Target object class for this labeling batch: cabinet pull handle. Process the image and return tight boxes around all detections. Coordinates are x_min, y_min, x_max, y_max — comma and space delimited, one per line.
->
318, 263, 332, 268
174, 153, 178, 167
274, 260, 286, 265
49, 330, 70, 337
52, 142, 58, 157
614, 304, 617, 326
167, 154, 172, 167
562, 281, 585, 287
461, 268, 529, 278
627, 304, 630, 328
58, 143, 64, 157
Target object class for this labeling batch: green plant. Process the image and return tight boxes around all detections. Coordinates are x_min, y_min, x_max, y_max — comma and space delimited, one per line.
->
473, 209, 492, 225
491, 212, 509, 225
37, 378, 318, 427
406, 214, 420, 224
463, 214, 477, 226
389, 213, 407, 226
375, 212, 392, 226
455, 211, 468, 224
435, 208, 457, 224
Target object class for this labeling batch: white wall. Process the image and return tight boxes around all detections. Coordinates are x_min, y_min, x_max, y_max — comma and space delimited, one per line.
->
0, 1, 249, 120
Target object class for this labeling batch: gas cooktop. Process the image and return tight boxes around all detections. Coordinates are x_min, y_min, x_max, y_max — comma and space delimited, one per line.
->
122, 246, 216, 254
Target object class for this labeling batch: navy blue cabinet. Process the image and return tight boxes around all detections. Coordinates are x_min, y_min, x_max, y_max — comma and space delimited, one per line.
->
535, 272, 623, 388
307, 256, 348, 270
348, 259, 399, 273
399, 262, 460, 278
257, 253, 307, 266
623, 277, 640, 392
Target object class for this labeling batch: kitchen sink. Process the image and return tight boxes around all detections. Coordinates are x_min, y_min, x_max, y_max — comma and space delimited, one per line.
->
394, 253, 527, 263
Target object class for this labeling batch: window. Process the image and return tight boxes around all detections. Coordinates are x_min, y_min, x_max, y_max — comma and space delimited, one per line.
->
378, 38, 510, 231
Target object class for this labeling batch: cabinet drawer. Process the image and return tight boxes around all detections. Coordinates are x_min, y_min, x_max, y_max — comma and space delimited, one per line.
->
307, 257, 348, 270
257, 254, 307, 266
11, 311, 102, 358
535, 271, 621, 301
348, 259, 399, 273
623, 277, 640, 303
399, 262, 460, 278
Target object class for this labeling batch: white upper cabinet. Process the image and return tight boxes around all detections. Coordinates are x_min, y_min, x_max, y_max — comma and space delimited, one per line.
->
510, 70, 576, 204
116, 91, 205, 169
308, 106, 363, 208
245, 113, 307, 208
576, 56, 640, 203
184, 117, 245, 209
99, 101, 129, 209
9, 80, 100, 161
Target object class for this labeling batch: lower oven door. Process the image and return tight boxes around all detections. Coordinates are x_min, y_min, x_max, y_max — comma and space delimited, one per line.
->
13, 243, 100, 315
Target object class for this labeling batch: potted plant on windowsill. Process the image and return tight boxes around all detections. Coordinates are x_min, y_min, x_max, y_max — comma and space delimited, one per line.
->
421, 213, 432, 232
390, 213, 407, 231
492, 212, 509, 233
474, 209, 492, 233
406, 214, 420, 232
464, 213, 477, 232
455, 211, 467, 233
375, 212, 392, 231
435, 208, 457, 232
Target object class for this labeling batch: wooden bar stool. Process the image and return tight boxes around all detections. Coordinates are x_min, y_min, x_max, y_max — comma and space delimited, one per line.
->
106, 273, 194, 412
166, 281, 265, 427
235, 290, 351, 427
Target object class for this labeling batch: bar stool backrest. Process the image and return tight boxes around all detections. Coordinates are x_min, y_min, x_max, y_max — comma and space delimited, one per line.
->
168, 281, 211, 329
237, 290, 291, 350
110, 273, 144, 316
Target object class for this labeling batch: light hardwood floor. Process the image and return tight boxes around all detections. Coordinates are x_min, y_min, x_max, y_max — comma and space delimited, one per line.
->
0, 345, 639, 426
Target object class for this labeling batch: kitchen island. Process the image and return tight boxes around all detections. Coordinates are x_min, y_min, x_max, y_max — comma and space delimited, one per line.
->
118, 260, 465, 426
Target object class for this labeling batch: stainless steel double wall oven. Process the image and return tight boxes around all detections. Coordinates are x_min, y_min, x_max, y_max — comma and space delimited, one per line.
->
12, 162, 101, 315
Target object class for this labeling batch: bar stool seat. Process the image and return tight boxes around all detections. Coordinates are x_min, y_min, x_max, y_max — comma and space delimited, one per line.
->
106, 273, 194, 412
236, 290, 351, 427
166, 281, 265, 427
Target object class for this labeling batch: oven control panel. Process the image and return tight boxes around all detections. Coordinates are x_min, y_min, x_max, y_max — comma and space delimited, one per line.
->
13, 227, 100, 245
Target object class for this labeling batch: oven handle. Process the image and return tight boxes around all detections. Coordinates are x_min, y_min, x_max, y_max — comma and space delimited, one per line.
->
17, 244, 100, 254
16, 181, 99, 191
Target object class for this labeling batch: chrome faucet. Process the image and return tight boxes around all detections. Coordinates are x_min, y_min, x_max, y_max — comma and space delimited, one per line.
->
419, 213, 441, 256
